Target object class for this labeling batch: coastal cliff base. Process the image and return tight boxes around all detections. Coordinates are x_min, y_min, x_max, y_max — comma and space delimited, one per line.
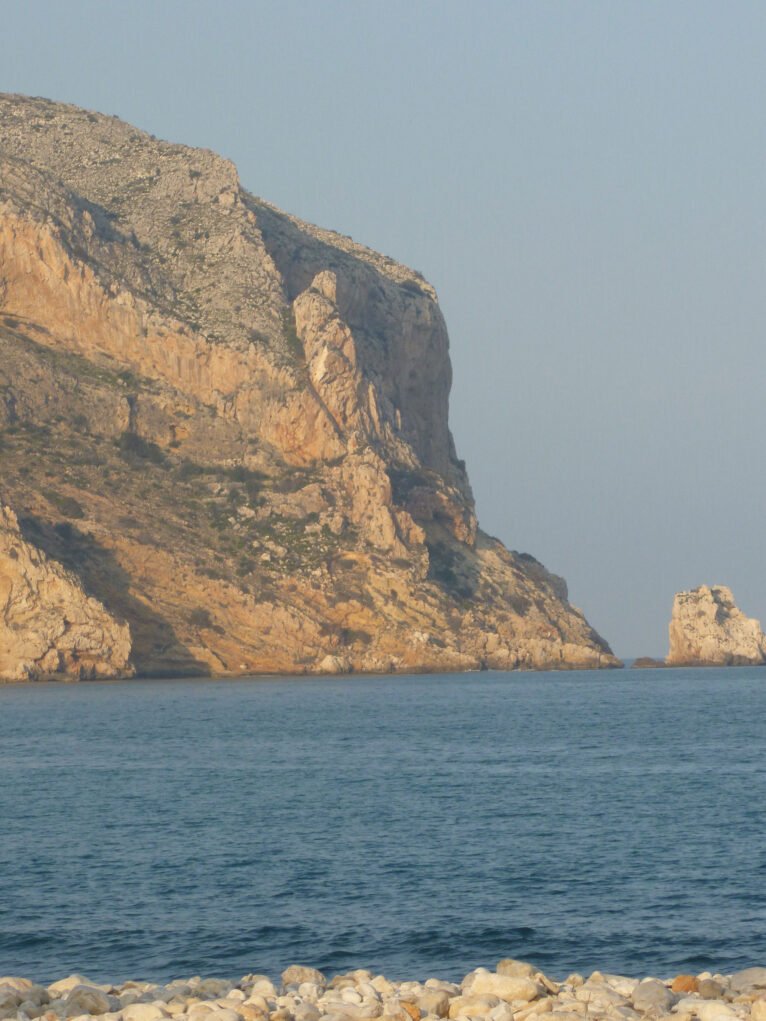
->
0, 503, 131, 681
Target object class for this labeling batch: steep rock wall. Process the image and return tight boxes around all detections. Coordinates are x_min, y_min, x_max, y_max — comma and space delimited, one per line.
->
667, 585, 766, 666
0, 93, 620, 678
0, 504, 132, 681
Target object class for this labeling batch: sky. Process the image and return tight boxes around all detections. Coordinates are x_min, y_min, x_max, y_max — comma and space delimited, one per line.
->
3, 0, 766, 658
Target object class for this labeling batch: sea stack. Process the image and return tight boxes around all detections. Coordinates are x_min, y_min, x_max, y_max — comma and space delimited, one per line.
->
667, 584, 766, 666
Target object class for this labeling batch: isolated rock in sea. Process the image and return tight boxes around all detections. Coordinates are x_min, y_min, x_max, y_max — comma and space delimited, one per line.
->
0, 92, 620, 678
667, 584, 766, 666
0, 503, 132, 681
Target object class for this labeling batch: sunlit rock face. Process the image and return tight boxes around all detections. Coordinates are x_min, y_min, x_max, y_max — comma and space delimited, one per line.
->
0, 503, 132, 681
667, 584, 766, 666
0, 93, 619, 679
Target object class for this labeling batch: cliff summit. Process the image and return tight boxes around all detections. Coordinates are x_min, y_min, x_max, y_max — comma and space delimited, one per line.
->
0, 93, 619, 679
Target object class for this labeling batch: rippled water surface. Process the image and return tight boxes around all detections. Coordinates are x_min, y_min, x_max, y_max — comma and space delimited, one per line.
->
1, 668, 765, 983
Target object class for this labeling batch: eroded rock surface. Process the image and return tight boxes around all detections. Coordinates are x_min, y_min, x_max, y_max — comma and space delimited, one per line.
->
0, 93, 619, 678
667, 585, 766, 667
0, 504, 132, 680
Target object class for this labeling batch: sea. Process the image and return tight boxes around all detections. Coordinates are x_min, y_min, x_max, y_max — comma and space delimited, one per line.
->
1, 667, 764, 985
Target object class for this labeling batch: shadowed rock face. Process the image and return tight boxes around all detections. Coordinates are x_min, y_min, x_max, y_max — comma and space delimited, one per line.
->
0, 504, 132, 680
667, 585, 766, 666
0, 93, 620, 679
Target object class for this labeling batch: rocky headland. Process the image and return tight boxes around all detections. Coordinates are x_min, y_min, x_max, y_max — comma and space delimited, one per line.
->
666, 585, 766, 667
2, 962, 766, 1021
0, 93, 619, 679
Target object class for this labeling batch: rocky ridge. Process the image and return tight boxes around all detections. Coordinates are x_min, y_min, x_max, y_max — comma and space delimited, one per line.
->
667, 585, 766, 667
1, 962, 766, 1021
0, 93, 619, 678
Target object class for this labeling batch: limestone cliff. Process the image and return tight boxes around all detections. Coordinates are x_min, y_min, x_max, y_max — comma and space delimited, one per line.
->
667, 585, 766, 667
0, 93, 619, 678
0, 503, 132, 680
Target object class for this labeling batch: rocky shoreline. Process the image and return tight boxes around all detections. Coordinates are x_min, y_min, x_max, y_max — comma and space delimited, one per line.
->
2, 962, 765, 1021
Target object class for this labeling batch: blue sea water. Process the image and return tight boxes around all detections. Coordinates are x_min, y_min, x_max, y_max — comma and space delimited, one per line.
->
1, 667, 765, 985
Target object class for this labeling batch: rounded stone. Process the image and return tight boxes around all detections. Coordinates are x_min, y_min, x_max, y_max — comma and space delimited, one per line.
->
671, 978, 699, 995
631, 980, 674, 1013
731, 971, 766, 994
48, 977, 96, 998
198, 982, 233, 999
416, 991, 449, 1018
294, 1006, 321, 1021
283, 969, 327, 991
0, 989, 23, 1012
340, 990, 363, 1006
496, 962, 537, 980
0, 979, 36, 996
398, 1004, 420, 1021
469, 973, 542, 1003
696, 1004, 737, 1021
207, 1010, 242, 1021
602, 977, 638, 999
63, 986, 113, 1017
246, 995, 272, 1012
699, 980, 727, 1000
123, 1004, 170, 1021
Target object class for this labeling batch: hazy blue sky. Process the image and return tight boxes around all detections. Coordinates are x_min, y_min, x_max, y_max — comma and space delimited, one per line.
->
4, 0, 766, 657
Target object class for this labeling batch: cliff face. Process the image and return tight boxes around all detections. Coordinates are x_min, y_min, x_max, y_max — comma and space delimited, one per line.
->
0, 93, 619, 679
0, 503, 132, 680
667, 585, 766, 667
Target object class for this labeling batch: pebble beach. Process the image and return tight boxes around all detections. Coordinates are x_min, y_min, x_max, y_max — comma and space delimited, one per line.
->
2, 963, 766, 1021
